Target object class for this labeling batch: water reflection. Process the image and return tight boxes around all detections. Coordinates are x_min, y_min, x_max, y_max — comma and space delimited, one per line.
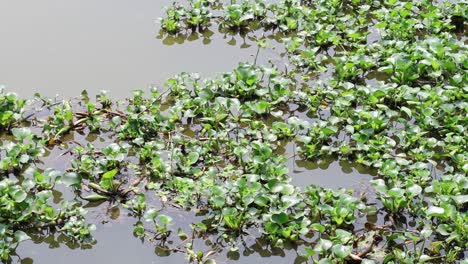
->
156, 25, 287, 47
0, 0, 262, 99
278, 141, 377, 190
0, 1, 385, 263
291, 158, 377, 190
14, 205, 310, 264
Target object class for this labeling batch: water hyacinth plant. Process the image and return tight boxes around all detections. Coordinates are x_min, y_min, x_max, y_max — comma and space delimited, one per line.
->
1, 0, 467, 263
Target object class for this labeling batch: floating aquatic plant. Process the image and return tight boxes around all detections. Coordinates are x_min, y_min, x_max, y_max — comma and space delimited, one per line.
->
0, 0, 467, 263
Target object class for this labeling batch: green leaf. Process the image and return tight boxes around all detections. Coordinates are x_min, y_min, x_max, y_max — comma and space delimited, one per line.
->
102, 168, 118, 179
222, 207, 237, 216
187, 152, 199, 165
19, 154, 30, 163
144, 208, 159, 222
211, 196, 225, 208
314, 239, 333, 252
407, 184, 422, 197
371, 179, 388, 193
451, 195, 468, 205
158, 214, 173, 225
235, 64, 258, 86
268, 179, 283, 193
99, 168, 118, 190
81, 194, 108, 201
254, 101, 270, 114
426, 206, 445, 217
322, 126, 338, 136
351, 133, 368, 143
61, 172, 81, 187
332, 244, 352, 258
436, 224, 451, 236
12, 189, 27, 202
271, 212, 288, 225
21, 179, 35, 191
334, 229, 352, 243
311, 223, 325, 233
264, 222, 279, 233
254, 195, 269, 207
388, 188, 405, 198
14, 231, 31, 243
281, 195, 301, 207
12, 128, 33, 140
400, 106, 412, 118
198, 89, 214, 101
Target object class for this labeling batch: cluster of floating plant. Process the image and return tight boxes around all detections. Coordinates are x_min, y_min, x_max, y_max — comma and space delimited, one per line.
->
1, 0, 467, 263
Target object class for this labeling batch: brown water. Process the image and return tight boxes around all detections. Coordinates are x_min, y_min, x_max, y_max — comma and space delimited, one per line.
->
0, 1, 376, 263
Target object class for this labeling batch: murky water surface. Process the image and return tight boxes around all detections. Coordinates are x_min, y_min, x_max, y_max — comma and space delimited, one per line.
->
0, 0, 269, 99
0, 1, 377, 263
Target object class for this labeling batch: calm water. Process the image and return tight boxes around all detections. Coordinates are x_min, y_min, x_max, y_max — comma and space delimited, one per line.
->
0, 0, 267, 99
1, 1, 375, 263
9, 132, 375, 264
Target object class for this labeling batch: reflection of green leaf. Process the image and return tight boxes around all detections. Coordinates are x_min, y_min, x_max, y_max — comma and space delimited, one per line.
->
133, 221, 145, 238
177, 228, 188, 240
